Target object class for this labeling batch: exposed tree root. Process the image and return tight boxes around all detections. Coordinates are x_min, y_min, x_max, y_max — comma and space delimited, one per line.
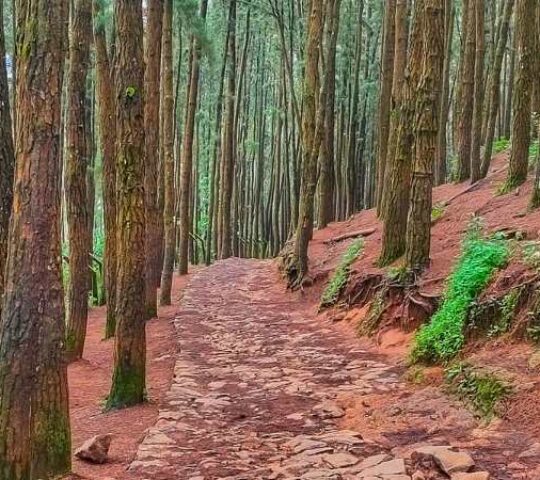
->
278, 241, 312, 291
323, 228, 376, 245
341, 272, 440, 335
467, 269, 540, 340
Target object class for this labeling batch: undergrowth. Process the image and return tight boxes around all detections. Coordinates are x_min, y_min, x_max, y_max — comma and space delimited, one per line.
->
431, 202, 447, 223
445, 363, 511, 420
493, 137, 510, 154
320, 239, 364, 308
411, 222, 508, 364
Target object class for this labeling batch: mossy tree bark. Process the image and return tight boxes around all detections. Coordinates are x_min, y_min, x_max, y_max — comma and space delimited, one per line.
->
159, 0, 175, 305
0, 0, 14, 316
107, 0, 147, 410
317, 0, 341, 229
505, 0, 536, 192
0, 0, 71, 477
284, 0, 324, 288
379, 0, 423, 266
65, 0, 93, 361
93, 0, 117, 339
405, 0, 445, 272
144, 0, 163, 319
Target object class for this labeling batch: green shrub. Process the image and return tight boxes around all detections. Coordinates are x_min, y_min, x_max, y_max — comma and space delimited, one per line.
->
431, 202, 447, 223
493, 137, 510, 154
411, 226, 508, 363
445, 363, 511, 419
320, 239, 364, 308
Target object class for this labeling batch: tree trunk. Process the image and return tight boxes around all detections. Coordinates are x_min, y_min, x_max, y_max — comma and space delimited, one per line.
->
93, 0, 117, 338
405, 0, 445, 271
379, 0, 423, 266
375, 0, 396, 213
317, 0, 341, 229
505, 0, 536, 191
283, 0, 324, 288
0, 0, 14, 315
456, 0, 476, 182
159, 0, 175, 305
470, 0, 485, 183
107, 0, 147, 410
178, 0, 208, 274
0, 0, 71, 477
219, 0, 237, 260
65, 0, 93, 361
143, 0, 163, 319
481, 0, 515, 177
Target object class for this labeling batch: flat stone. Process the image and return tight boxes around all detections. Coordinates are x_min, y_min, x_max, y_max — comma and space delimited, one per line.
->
355, 453, 393, 472
313, 401, 346, 419
358, 459, 407, 477
413, 446, 475, 475
518, 442, 540, 459
322, 452, 359, 468
286, 437, 328, 454
451, 473, 490, 480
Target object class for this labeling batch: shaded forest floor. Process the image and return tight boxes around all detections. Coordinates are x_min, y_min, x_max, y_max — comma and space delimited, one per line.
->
66, 151, 540, 479
68, 272, 195, 479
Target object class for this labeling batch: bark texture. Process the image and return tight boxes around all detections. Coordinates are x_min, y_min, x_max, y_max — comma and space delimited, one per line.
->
107, 0, 147, 410
0, 0, 71, 477
65, 0, 93, 361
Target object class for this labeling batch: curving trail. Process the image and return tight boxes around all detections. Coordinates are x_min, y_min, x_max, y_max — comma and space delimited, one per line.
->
128, 259, 499, 480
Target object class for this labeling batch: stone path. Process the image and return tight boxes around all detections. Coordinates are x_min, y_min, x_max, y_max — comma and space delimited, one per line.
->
129, 259, 488, 480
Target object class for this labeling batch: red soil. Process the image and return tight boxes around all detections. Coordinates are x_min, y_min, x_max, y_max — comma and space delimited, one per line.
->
67, 272, 195, 480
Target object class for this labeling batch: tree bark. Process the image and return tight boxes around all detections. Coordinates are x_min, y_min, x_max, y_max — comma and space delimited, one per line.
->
0, 0, 71, 477
0, 0, 14, 315
456, 0, 476, 182
505, 0, 536, 191
93, 0, 117, 338
405, 0, 445, 271
143, 0, 163, 319
107, 0, 147, 410
65, 0, 93, 361
481, 0, 514, 178
159, 0, 175, 305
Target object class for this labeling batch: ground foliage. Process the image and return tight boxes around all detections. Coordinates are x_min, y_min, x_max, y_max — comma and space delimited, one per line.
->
320, 239, 364, 309
411, 222, 509, 363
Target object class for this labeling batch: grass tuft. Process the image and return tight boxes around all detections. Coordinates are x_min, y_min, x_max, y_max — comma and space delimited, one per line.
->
411, 223, 508, 364
320, 239, 364, 308
445, 363, 511, 420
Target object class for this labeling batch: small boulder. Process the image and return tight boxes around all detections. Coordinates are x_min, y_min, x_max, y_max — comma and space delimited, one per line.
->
413, 446, 474, 475
75, 433, 112, 464
451, 473, 490, 480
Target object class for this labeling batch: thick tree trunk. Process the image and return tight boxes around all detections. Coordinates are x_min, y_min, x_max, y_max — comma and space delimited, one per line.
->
159, 0, 175, 305
405, 0, 445, 271
0, 0, 71, 477
65, 0, 93, 361
375, 0, 396, 213
0, 0, 14, 314
93, 0, 117, 338
505, 0, 536, 191
143, 0, 163, 319
379, 0, 423, 266
107, 0, 147, 410
283, 0, 324, 288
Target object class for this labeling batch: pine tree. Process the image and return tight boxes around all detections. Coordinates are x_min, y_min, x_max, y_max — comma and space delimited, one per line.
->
0, 0, 71, 476
107, 0, 147, 410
